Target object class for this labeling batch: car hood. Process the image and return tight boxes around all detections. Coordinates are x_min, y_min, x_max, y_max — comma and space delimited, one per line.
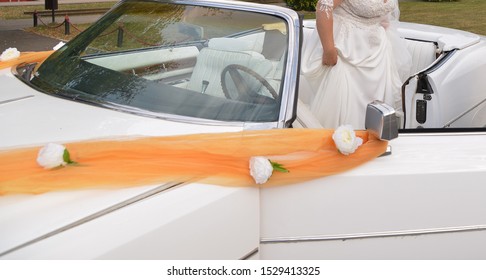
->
0, 68, 244, 257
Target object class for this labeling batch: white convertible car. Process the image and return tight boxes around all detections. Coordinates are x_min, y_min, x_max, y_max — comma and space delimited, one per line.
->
1, 0, 486, 259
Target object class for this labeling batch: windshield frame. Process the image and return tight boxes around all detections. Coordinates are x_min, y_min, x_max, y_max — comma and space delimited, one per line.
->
18, 0, 301, 128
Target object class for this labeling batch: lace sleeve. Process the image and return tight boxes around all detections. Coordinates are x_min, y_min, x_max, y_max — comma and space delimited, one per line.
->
317, 0, 334, 19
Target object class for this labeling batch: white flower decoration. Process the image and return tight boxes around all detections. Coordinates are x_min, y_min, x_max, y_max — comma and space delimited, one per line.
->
332, 125, 363, 155
249, 156, 274, 184
0, 47, 20, 62
249, 156, 288, 184
53, 42, 66, 51
37, 143, 74, 169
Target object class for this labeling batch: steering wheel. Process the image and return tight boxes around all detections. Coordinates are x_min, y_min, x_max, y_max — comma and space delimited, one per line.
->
221, 64, 278, 102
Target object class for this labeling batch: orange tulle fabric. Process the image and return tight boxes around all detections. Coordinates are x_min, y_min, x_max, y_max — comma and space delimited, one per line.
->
0, 129, 387, 195
0, 51, 54, 70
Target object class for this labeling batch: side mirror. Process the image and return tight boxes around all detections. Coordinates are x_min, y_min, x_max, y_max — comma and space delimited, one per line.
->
365, 100, 398, 141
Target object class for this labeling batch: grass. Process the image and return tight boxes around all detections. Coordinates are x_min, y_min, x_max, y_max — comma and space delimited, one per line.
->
300, 0, 485, 35
399, 0, 486, 35
24, 23, 92, 41
1, 0, 485, 39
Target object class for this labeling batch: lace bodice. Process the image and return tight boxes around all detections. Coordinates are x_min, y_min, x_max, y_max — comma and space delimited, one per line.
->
340, 0, 396, 19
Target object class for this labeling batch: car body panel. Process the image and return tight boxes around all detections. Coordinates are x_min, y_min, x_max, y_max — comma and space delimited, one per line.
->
260, 133, 486, 259
260, 229, 486, 259
398, 22, 481, 51
1, 183, 259, 259
261, 133, 486, 238
1, 0, 486, 259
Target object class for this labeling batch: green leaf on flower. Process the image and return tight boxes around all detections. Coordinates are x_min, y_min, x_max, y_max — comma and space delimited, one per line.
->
63, 148, 76, 165
270, 160, 289, 173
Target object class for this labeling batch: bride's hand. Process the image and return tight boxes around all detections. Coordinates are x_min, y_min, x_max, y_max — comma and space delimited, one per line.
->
322, 47, 338, 66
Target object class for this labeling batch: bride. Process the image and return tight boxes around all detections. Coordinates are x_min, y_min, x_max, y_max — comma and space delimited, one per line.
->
301, 0, 411, 129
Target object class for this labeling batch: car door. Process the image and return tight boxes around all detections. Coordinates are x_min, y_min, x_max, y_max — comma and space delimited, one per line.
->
259, 129, 486, 259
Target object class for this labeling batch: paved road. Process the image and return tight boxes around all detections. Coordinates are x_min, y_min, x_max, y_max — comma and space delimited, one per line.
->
0, 15, 103, 51
0, 0, 117, 51
0, 29, 62, 51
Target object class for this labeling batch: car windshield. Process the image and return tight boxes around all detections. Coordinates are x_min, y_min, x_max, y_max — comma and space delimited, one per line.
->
31, 0, 288, 123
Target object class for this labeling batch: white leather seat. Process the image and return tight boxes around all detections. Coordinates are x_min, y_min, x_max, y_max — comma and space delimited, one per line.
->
187, 38, 273, 98
404, 39, 438, 76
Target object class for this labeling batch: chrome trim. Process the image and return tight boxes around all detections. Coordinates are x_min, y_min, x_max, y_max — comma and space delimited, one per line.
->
261, 224, 486, 244
0, 95, 34, 105
365, 100, 398, 140
443, 96, 486, 128
398, 131, 486, 137
102, 99, 281, 130
379, 145, 392, 157
421, 49, 456, 75
240, 248, 259, 260
0, 182, 185, 257
277, 14, 301, 129
244, 122, 279, 131
101, 101, 250, 128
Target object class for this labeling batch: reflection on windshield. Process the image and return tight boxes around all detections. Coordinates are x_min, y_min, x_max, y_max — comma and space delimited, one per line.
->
32, 0, 289, 123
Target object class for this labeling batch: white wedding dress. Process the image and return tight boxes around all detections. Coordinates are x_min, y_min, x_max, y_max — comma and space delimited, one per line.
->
301, 0, 411, 129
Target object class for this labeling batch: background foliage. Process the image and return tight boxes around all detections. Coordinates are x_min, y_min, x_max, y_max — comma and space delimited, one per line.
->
285, 0, 317, 11
1, 0, 484, 37
399, 0, 485, 35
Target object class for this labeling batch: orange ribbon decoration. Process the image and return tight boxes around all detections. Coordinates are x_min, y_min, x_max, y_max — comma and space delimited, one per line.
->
0, 51, 387, 195
0, 50, 54, 70
0, 129, 387, 195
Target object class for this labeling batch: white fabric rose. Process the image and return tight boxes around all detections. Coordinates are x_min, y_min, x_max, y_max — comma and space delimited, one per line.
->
249, 156, 274, 184
332, 125, 363, 155
37, 143, 68, 169
0, 47, 20, 62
